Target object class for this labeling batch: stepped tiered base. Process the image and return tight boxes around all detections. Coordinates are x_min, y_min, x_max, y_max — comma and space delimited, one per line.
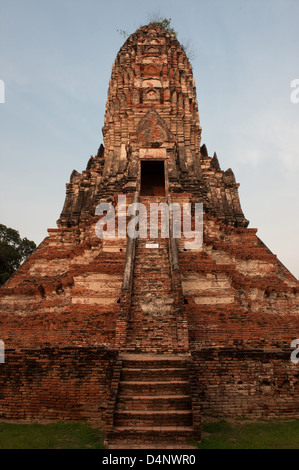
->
1, 189, 297, 446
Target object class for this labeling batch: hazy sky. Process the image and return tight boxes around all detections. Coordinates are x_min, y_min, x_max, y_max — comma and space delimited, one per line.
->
0, 0, 298, 278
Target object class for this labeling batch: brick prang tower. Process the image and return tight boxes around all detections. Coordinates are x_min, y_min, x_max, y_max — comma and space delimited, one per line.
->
0, 24, 298, 448
58, 24, 247, 229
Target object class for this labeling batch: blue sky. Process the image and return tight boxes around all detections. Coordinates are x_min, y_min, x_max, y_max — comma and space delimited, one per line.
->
0, 0, 298, 278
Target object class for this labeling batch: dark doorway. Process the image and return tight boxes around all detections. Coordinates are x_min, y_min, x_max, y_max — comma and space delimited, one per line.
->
140, 160, 165, 196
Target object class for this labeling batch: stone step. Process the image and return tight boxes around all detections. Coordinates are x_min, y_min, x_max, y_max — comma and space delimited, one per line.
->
135, 247, 168, 254
135, 248, 168, 253
132, 290, 174, 298
121, 367, 189, 381
134, 261, 169, 266
136, 244, 169, 250
107, 443, 197, 449
129, 296, 173, 306
119, 380, 190, 395
125, 325, 178, 336
136, 240, 168, 245
134, 260, 169, 266
133, 269, 171, 277
133, 257, 170, 264
132, 275, 172, 282
114, 410, 193, 426
131, 285, 172, 292
107, 426, 195, 445
125, 314, 176, 324
126, 319, 177, 326
117, 394, 192, 411
134, 259, 168, 264
134, 255, 169, 261
135, 253, 168, 257
136, 239, 168, 244
130, 288, 172, 296
139, 200, 168, 205
133, 267, 169, 273
129, 294, 174, 302
135, 249, 169, 254
129, 293, 173, 301
134, 262, 169, 267
131, 279, 172, 287
120, 355, 190, 369
130, 286, 172, 293
124, 346, 181, 354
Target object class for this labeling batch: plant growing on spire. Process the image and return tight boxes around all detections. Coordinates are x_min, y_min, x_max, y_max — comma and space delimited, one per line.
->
145, 10, 177, 37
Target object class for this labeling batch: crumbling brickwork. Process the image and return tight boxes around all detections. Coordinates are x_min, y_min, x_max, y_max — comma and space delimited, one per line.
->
0, 348, 117, 422
0, 24, 298, 447
58, 24, 248, 228
192, 348, 298, 418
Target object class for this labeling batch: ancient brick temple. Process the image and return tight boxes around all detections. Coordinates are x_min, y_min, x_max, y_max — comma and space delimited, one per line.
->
0, 24, 298, 448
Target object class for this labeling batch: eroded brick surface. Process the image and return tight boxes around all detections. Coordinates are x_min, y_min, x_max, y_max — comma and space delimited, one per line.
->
0, 24, 298, 447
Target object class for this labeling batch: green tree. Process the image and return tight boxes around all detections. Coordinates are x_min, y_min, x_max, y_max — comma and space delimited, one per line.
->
0, 224, 36, 286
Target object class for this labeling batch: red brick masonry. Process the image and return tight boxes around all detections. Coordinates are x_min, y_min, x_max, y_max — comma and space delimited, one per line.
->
0, 24, 298, 447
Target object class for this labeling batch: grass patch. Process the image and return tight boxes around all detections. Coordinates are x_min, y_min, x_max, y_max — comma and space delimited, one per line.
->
1, 418, 298, 449
197, 418, 299, 449
0, 421, 106, 449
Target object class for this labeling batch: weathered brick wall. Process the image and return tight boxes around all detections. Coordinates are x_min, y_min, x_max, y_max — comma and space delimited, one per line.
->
0, 347, 118, 422
192, 348, 299, 419
176, 209, 299, 351
1, 347, 297, 424
0, 217, 127, 350
0, 24, 298, 427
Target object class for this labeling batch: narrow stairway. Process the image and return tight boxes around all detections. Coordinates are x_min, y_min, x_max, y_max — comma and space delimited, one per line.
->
106, 354, 196, 449
105, 195, 199, 449
125, 196, 180, 354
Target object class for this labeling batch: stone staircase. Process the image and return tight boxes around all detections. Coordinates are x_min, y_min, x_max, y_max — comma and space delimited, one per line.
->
106, 354, 197, 449
125, 237, 180, 354
105, 195, 200, 448
125, 196, 182, 354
